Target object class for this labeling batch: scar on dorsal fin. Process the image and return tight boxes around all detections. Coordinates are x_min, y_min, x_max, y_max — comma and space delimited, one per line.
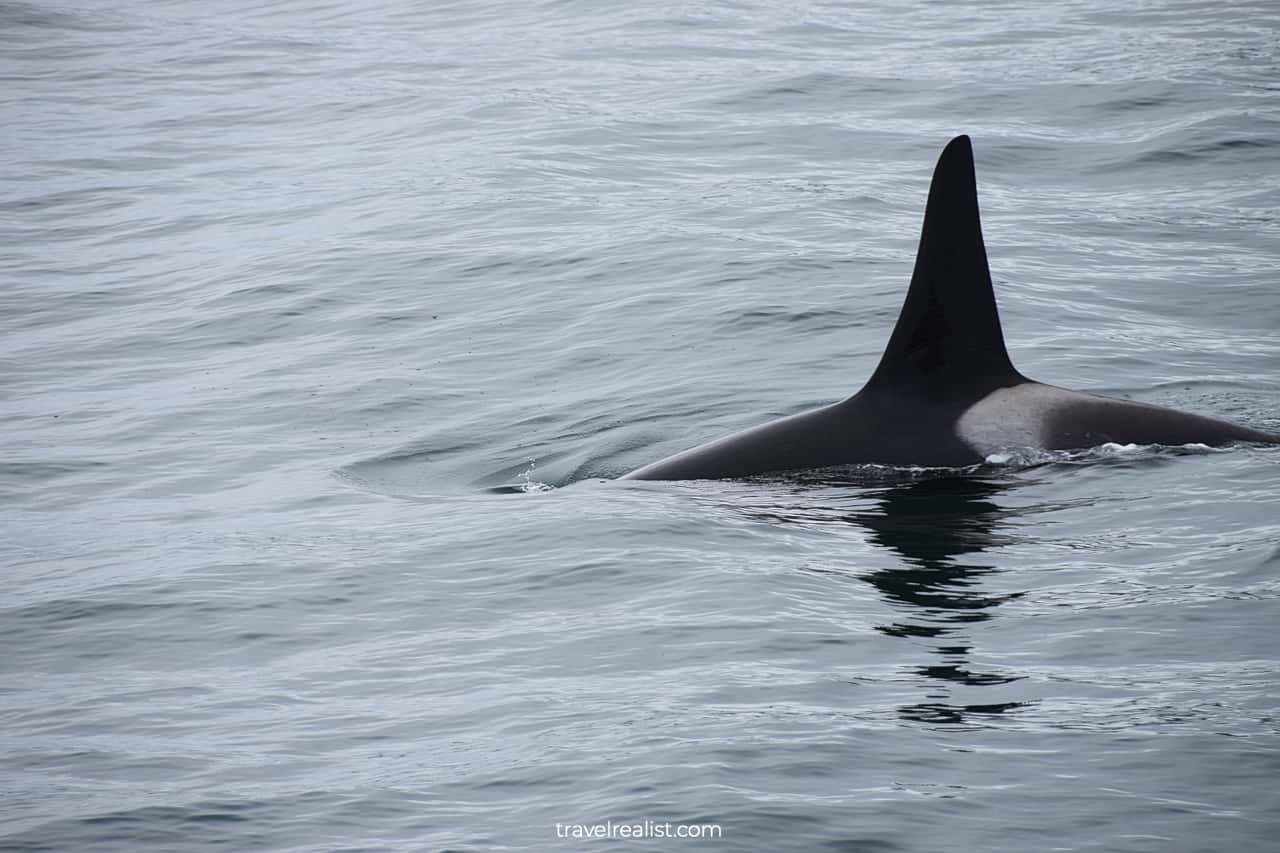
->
862, 135, 1025, 399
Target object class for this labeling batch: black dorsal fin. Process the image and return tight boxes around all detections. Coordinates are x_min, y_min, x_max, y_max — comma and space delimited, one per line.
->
864, 135, 1023, 399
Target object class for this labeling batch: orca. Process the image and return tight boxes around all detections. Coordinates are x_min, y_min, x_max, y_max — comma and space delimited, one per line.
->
622, 135, 1278, 481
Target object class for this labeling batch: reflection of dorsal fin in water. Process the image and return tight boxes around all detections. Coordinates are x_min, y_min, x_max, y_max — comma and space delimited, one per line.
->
857, 476, 1025, 700
857, 476, 1015, 618
858, 475, 1006, 567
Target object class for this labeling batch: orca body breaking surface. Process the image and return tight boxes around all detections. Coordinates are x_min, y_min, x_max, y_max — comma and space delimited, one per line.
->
622, 135, 1278, 481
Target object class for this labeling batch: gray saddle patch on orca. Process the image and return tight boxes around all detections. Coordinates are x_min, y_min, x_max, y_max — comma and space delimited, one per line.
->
955, 383, 1065, 458
621, 135, 1279, 481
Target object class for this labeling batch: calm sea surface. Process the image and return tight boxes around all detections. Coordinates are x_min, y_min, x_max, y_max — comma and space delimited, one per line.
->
4, 1, 1280, 850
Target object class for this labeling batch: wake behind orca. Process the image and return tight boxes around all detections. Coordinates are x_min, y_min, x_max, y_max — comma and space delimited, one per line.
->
623, 135, 1278, 481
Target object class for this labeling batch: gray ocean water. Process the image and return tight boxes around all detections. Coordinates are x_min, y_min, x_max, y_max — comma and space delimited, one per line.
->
4, 1, 1280, 850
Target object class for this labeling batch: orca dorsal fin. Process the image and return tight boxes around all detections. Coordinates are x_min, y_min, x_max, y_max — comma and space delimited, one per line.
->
864, 135, 1023, 399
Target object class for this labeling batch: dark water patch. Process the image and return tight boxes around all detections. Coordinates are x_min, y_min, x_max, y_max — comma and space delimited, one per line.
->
0, 598, 181, 636
715, 305, 862, 333
715, 71, 876, 111
335, 427, 504, 494
1103, 95, 1173, 111
0, 459, 109, 484
1131, 147, 1214, 168
1191, 136, 1280, 155
1, 798, 283, 852
0, 186, 134, 214
1097, 117, 1280, 173
0, 1, 132, 34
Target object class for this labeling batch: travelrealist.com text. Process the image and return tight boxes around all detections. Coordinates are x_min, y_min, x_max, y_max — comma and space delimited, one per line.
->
555, 821, 723, 840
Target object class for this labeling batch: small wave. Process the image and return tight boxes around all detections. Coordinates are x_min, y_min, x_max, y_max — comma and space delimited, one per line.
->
714, 304, 860, 333
983, 442, 1223, 467
1100, 116, 1280, 172
749, 462, 985, 489
487, 460, 556, 494
731, 442, 1232, 486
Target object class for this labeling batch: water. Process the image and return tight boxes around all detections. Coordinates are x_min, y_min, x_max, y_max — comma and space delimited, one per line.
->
4, 0, 1280, 850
